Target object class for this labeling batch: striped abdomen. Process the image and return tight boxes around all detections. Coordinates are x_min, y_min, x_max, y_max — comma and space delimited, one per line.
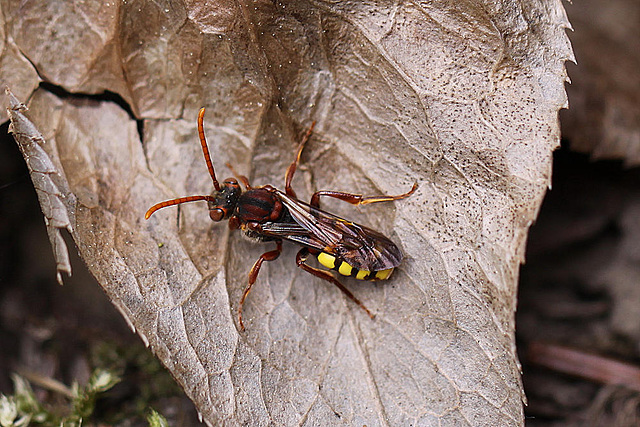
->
317, 252, 394, 281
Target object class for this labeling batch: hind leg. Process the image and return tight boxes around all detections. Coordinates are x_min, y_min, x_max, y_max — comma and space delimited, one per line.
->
296, 248, 374, 319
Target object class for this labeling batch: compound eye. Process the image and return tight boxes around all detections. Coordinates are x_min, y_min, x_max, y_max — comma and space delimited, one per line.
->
209, 208, 225, 221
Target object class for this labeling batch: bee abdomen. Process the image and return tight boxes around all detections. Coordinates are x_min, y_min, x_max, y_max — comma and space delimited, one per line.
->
317, 252, 394, 281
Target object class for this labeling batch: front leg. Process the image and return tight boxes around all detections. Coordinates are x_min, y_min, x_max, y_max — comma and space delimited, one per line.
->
225, 162, 252, 190
310, 183, 417, 209
238, 239, 283, 331
284, 121, 316, 198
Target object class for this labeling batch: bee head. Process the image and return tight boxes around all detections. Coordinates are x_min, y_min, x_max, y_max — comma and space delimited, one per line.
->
207, 178, 242, 221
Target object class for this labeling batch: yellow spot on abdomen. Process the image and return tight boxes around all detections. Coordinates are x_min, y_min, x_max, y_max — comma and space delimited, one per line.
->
317, 252, 394, 281
356, 269, 370, 280
317, 252, 336, 269
375, 268, 394, 280
338, 261, 353, 276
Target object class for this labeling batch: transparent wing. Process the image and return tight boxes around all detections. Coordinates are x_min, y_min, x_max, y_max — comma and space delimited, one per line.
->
257, 190, 402, 271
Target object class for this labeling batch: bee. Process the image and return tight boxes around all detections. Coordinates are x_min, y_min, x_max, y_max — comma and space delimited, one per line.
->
146, 108, 416, 330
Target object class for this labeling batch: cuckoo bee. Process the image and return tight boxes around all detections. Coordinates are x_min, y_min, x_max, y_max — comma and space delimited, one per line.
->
145, 108, 417, 330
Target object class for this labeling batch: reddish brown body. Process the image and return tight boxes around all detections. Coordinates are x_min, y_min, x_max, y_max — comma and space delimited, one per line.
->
235, 189, 283, 224
145, 108, 416, 331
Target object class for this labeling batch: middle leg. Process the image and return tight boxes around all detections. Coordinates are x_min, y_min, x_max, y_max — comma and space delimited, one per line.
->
238, 239, 283, 331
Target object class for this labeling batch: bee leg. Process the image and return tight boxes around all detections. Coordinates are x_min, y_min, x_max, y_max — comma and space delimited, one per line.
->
225, 162, 252, 189
295, 248, 374, 319
310, 183, 417, 209
284, 121, 317, 198
239, 240, 283, 331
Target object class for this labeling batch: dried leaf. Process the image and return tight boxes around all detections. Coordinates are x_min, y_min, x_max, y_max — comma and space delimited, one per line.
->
0, 2, 40, 98
5, 88, 74, 284
3, 1, 574, 425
